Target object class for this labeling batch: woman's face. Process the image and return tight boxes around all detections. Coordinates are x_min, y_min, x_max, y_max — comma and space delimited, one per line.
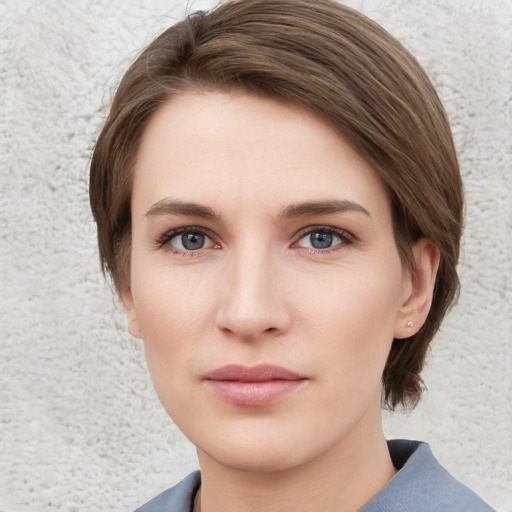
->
124, 91, 415, 473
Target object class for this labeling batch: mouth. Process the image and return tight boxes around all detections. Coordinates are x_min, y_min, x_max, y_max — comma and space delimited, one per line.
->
203, 364, 307, 407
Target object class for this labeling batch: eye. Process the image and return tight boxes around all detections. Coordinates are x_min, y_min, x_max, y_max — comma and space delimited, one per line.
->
157, 228, 218, 253
176, 231, 208, 250
295, 227, 353, 250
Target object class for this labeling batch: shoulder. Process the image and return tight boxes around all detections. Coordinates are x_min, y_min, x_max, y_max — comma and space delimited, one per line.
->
134, 471, 201, 512
360, 439, 496, 512
133, 441, 496, 512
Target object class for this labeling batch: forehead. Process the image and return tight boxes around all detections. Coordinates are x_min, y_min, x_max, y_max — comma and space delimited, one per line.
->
132, 91, 390, 219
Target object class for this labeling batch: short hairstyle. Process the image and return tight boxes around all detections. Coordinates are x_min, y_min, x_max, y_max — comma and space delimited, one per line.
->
89, 0, 463, 410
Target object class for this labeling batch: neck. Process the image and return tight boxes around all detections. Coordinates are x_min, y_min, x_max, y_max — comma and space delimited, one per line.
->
195, 406, 395, 512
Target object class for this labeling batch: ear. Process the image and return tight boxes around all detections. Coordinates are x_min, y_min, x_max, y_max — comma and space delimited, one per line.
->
394, 239, 440, 339
120, 286, 142, 339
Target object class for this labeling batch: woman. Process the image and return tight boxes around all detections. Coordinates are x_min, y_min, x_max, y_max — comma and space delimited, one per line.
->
89, 1, 495, 510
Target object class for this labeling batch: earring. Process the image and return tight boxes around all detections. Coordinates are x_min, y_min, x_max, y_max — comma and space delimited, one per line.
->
406, 321, 414, 328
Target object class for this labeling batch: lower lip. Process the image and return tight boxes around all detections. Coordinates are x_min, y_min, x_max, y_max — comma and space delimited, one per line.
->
205, 379, 305, 406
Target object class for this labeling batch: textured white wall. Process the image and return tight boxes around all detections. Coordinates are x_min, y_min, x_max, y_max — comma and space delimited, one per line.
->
1, 0, 510, 511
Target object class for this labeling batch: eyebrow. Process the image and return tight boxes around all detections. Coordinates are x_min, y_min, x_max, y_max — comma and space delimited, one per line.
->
145, 199, 220, 219
278, 200, 370, 219
145, 198, 370, 221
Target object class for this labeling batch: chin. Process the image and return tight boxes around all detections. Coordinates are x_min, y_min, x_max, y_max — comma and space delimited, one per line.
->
194, 419, 339, 475
201, 442, 306, 474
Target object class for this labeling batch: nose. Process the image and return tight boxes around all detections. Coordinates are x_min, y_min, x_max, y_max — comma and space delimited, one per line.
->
215, 248, 291, 341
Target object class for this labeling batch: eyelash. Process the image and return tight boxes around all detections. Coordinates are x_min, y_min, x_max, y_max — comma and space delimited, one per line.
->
293, 225, 356, 253
154, 225, 356, 256
155, 227, 218, 257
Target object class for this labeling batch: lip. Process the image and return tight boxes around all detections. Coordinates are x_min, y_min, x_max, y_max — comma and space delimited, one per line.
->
203, 364, 307, 406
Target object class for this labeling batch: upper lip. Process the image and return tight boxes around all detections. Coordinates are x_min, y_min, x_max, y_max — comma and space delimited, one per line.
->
204, 364, 305, 382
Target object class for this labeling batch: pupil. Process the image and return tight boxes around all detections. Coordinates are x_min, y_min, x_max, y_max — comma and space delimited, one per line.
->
311, 232, 332, 249
182, 232, 204, 250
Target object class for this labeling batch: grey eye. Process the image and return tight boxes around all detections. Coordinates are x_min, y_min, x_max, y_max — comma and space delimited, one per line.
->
160, 228, 217, 253
180, 232, 205, 250
309, 231, 334, 249
295, 227, 352, 251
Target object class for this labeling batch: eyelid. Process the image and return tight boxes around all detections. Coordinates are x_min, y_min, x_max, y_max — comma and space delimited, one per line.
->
154, 224, 355, 255
155, 226, 221, 253
292, 225, 356, 250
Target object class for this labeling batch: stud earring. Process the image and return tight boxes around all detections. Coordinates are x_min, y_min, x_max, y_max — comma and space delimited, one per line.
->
406, 321, 414, 328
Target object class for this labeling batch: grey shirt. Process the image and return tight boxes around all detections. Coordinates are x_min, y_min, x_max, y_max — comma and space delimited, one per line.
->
134, 439, 495, 512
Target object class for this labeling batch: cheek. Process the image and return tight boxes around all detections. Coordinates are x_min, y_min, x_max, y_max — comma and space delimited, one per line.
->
296, 263, 403, 379
134, 292, 207, 424
130, 263, 215, 389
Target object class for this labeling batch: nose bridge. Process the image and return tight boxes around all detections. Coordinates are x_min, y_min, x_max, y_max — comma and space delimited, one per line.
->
217, 241, 288, 340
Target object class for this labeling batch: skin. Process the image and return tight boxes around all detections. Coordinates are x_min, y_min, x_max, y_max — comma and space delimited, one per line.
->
122, 91, 439, 512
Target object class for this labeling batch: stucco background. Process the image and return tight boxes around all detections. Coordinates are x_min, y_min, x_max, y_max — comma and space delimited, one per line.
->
1, 0, 511, 510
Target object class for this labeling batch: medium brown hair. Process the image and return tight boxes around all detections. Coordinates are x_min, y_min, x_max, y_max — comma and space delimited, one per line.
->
90, 0, 463, 410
